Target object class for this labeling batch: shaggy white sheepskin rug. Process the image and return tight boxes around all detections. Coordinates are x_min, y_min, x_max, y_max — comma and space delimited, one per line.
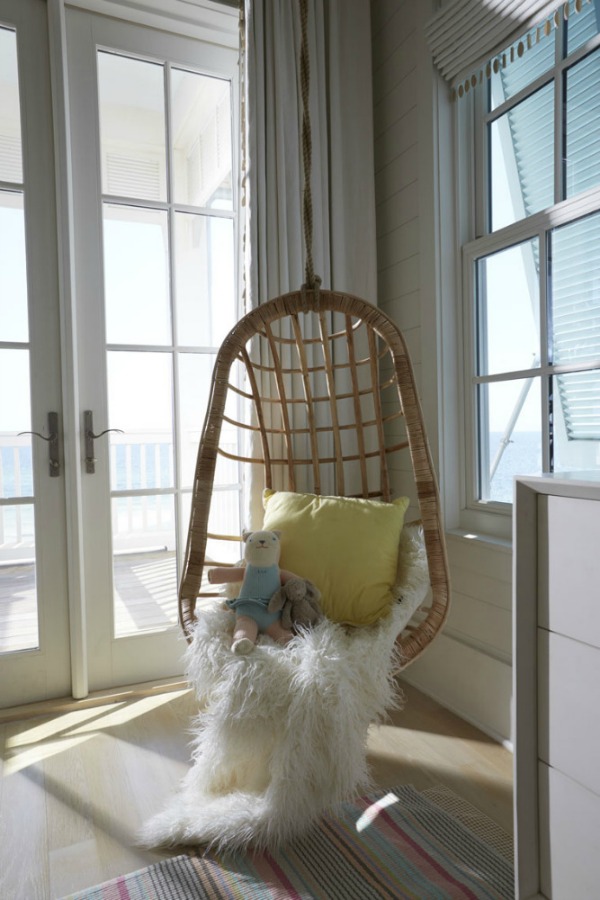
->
139, 525, 429, 852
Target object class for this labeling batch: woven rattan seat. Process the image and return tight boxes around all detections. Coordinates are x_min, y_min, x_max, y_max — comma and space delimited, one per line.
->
179, 287, 450, 668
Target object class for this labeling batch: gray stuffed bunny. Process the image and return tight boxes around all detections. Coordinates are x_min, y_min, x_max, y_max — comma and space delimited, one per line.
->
268, 577, 323, 631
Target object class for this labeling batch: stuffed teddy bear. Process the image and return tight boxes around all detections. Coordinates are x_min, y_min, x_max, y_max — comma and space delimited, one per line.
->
268, 577, 323, 631
207, 530, 297, 654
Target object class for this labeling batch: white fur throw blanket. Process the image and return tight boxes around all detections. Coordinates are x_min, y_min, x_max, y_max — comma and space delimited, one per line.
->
140, 525, 429, 852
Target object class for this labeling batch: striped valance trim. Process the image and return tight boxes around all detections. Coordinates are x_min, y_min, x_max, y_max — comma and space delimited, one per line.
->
427, 0, 592, 99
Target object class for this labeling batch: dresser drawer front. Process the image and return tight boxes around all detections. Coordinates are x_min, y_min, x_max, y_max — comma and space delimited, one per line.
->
538, 629, 600, 796
539, 762, 600, 900
538, 495, 600, 650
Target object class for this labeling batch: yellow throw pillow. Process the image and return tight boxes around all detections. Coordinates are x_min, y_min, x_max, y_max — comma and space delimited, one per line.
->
262, 489, 410, 625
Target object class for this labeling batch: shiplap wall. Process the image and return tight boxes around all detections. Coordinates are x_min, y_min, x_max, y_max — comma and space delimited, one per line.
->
371, 0, 513, 744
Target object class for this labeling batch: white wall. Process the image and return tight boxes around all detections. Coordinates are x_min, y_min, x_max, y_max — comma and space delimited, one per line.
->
371, 0, 513, 744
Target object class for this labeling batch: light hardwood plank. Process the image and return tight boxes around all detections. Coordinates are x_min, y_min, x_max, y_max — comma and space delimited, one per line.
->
0, 682, 513, 899
1, 722, 50, 900
370, 681, 514, 834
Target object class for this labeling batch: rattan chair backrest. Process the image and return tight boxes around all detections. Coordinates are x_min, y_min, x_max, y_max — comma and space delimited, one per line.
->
179, 288, 450, 668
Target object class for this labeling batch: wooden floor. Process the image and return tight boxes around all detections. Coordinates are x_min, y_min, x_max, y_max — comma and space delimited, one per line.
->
0, 680, 513, 900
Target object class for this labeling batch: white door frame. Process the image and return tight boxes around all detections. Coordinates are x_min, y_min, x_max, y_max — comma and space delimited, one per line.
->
47, 1, 238, 699
48, 0, 89, 699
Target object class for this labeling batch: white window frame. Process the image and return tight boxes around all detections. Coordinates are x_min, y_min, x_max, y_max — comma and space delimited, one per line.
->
445, 13, 600, 540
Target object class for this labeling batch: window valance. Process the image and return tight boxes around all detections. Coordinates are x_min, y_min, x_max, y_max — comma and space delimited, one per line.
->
426, 0, 588, 96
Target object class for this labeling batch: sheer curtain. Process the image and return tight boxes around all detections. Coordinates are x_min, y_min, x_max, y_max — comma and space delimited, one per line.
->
243, 0, 376, 305
242, 0, 378, 522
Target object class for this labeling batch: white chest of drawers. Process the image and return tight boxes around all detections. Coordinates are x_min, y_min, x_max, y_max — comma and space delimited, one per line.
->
513, 474, 600, 900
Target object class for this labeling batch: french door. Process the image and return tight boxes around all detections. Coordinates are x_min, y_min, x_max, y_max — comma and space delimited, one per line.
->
67, 9, 239, 692
0, 0, 71, 707
0, 1, 239, 707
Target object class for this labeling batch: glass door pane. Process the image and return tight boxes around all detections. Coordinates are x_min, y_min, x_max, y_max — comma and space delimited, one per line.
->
94, 31, 239, 647
0, 350, 37, 652
107, 351, 177, 636
0, 26, 23, 183
103, 205, 171, 344
0, 29, 36, 654
171, 67, 232, 208
174, 211, 236, 345
0, 191, 28, 341
97, 51, 167, 202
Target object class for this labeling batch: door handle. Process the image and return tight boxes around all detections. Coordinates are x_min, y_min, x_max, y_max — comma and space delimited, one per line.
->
19, 411, 61, 477
84, 410, 124, 474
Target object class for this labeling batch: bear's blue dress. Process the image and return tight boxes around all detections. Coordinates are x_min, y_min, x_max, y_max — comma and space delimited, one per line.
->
226, 563, 282, 630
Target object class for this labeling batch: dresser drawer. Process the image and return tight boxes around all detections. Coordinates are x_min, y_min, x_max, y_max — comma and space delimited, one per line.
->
538, 629, 600, 796
539, 762, 600, 900
538, 495, 600, 650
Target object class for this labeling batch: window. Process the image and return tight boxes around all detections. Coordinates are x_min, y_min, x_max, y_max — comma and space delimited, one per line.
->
461, 1, 600, 513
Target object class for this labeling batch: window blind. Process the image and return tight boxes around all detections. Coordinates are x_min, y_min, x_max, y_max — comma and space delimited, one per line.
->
426, 0, 570, 88
497, 36, 600, 441
552, 211, 600, 441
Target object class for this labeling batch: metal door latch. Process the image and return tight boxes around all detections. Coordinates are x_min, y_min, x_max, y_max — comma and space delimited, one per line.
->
19, 411, 61, 477
84, 410, 123, 474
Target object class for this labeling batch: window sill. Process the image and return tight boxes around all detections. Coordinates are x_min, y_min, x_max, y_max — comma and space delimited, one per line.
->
445, 527, 512, 553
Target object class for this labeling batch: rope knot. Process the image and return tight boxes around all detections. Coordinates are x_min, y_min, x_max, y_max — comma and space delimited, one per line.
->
301, 274, 322, 309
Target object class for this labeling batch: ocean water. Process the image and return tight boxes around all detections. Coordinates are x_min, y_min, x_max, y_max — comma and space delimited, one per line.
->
0, 442, 175, 545
0, 443, 173, 495
111, 442, 173, 491
0, 432, 558, 532
487, 431, 542, 503
0, 446, 34, 498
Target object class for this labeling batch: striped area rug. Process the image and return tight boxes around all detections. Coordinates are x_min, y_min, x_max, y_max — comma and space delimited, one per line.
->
63, 784, 514, 899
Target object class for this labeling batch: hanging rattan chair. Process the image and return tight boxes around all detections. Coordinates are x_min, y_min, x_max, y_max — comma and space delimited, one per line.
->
179, 286, 450, 668
139, 3, 452, 858
178, 0, 449, 667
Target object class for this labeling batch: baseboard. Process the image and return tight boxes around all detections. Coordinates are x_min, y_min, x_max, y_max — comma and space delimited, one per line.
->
399, 632, 513, 745
399, 671, 513, 751
0, 676, 190, 724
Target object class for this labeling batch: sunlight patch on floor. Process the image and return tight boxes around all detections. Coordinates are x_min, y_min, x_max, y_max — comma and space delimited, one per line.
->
5, 689, 191, 751
369, 722, 498, 750
4, 733, 94, 775
356, 791, 399, 832
67, 692, 189, 734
